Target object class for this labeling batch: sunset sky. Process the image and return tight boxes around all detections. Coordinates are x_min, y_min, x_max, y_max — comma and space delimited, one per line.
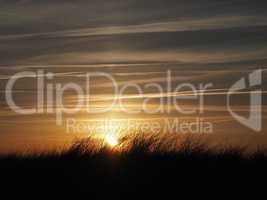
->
0, 0, 266, 153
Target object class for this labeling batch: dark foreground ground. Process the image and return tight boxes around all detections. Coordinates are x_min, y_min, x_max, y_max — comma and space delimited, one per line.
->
0, 136, 267, 199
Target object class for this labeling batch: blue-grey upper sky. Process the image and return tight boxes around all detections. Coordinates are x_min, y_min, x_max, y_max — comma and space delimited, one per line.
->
0, 0, 267, 65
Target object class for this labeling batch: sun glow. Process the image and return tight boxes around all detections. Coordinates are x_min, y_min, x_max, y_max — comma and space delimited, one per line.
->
105, 135, 118, 147
92, 119, 126, 147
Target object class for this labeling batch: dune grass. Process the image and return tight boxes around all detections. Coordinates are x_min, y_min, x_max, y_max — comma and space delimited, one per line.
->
0, 133, 266, 198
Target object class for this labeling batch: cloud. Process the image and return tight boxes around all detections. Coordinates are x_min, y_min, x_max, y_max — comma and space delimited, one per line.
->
1, 15, 267, 40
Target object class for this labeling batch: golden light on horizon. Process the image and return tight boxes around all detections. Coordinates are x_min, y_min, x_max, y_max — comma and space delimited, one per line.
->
105, 135, 118, 147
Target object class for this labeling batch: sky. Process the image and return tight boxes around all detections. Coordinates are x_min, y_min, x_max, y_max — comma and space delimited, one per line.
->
0, 0, 267, 153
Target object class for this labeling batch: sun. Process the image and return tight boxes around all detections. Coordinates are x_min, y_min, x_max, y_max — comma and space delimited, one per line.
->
105, 135, 118, 147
